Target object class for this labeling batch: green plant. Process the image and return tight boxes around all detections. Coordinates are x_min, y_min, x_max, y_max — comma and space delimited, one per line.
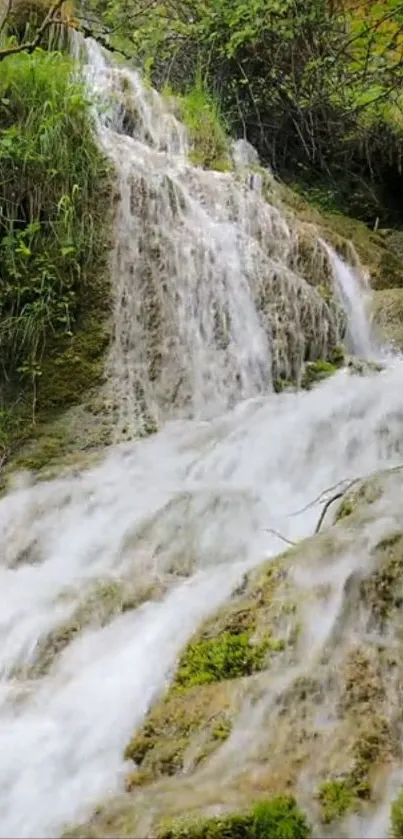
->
301, 359, 337, 390
253, 797, 311, 839
174, 631, 270, 689
390, 789, 403, 838
177, 76, 230, 171
0, 48, 111, 417
317, 779, 355, 824
157, 796, 311, 839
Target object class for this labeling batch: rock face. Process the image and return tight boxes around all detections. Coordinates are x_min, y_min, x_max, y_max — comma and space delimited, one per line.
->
64, 468, 403, 839
372, 289, 403, 351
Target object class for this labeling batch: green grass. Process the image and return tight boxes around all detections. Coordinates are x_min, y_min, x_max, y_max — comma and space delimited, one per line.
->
175, 77, 231, 171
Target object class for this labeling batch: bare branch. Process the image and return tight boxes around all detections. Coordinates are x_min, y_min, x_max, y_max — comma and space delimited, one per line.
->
263, 528, 296, 547
315, 479, 359, 534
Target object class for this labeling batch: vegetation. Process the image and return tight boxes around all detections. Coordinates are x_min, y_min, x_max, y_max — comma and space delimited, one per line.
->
173, 631, 278, 690
81, 0, 403, 227
390, 790, 403, 838
0, 23, 112, 471
158, 797, 311, 839
301, 359, 338, 389
173, 77, 231, 171
317, 779, 355, 823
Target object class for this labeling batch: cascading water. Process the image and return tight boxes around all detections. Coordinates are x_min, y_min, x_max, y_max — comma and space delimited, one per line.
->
77, 36, 374, 438
1, 36, 402, 839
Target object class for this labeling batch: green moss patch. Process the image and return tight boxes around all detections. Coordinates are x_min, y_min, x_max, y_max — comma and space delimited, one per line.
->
173, 631, 277, 690
390, 790, 403, 838
317, 779, 356, 823
124, 680, 236, 782
301, 359, 337, 390
158, 796, 311, 839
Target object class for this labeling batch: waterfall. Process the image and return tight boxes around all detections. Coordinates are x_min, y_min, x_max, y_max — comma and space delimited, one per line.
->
325, 244, 375, 359
1, 36, 402, 839
77, 37, 375, 438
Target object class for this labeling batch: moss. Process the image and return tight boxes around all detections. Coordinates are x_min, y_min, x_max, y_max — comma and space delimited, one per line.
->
372, 288, 403, 351
0, 48, 114, 478
273, 180, 403, 292
317, 779, 356, 823
360, 532, 403, 627
334, 477, 383, 524
335, 498, 355, 522
273, 377, 294, 394
173, 631, 274, 690
123, 558, 294, 784
390, 790, 403, 838
301, 359, 336, 390
347, 358, 384, 377
328, 344, 345, 367
157, 797, 311, 839
211, 718, 232, 741
124, 681, 237, 781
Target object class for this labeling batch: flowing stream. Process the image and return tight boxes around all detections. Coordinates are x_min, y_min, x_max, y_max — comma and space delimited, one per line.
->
1, 37, 403, 838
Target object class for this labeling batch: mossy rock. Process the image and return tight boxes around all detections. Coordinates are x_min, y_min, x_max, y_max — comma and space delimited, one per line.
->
372, 288, 403, 350
124, 680, 238, 783
360, 532, 403, 628
14, 577, 165, 679
123, 557, 298, 785
272, 181, 403, 291
300, 359, 337, 390
390, 789, 403, 838
317, 778, 356, 823
157, 796, 311, 839
346, 357, 384, 377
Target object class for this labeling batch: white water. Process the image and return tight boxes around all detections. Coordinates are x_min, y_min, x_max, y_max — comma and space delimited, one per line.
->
1, 38, 402, 839
327, 245, 375, 358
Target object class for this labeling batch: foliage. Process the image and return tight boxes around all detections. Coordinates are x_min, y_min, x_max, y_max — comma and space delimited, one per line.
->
0, 48, 111, 420
173, 631, 274, 689
158, 797, 311, 839
93, 0, 403, 226
390, 789, 403, 838
301, 359, 337, 390
172, 76, 230, 171
317, 779, 355, 823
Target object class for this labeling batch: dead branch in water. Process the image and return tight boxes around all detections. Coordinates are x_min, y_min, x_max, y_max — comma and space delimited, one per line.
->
314, 478, 360, 533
